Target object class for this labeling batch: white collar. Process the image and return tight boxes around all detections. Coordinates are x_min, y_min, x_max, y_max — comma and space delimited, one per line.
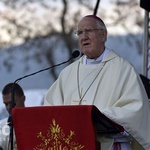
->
83, 48, 110, 65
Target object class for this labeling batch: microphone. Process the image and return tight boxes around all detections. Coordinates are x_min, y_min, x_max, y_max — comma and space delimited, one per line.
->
9, 50, 80, 150
14, 50, 80, 84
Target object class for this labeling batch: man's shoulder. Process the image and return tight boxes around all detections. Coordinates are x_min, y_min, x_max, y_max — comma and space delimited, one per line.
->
0, 117, 10, 149
106, 50, 132, 65
61, 59, 79, 73
0, 118, 8, 127
0, 118, 8, 123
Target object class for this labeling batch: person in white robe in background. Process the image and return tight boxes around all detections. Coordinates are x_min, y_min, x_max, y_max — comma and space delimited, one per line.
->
44, 15, 150, 150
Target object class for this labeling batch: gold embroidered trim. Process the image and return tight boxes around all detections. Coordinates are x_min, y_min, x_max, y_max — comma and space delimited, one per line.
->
33, 119, 84, 150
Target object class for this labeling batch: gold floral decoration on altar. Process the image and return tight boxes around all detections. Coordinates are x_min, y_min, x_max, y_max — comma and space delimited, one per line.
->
33, 119, 84, 150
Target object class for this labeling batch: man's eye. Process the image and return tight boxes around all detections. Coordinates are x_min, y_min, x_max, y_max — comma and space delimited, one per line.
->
77, 30, 83, 35
85, 29, 93, 32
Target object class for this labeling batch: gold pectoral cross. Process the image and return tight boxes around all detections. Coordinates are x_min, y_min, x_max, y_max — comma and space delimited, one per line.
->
73, 100, 87, 103
72, 88, 87, 104
72, 99, 87, 105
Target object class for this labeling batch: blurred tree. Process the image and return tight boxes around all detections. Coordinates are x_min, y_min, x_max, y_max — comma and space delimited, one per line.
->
101, 0, 144, 54
0, 0, 144, 80
0, 0, 96, 80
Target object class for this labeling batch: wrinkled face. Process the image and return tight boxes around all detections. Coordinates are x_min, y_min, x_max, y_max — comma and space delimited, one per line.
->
77, 17, 107, 59
3, 93, 25, 113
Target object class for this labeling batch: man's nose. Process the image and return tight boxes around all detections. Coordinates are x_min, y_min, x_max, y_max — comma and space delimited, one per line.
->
79, 33, 89, 41
81, 30, 89, 37
6, 104, 11, 112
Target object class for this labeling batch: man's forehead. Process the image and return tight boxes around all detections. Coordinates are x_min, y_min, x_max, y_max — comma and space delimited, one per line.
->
3, 93, 15, 102
78, 15, 105, 28
3, 93, 11, 98
84, 15, 105, 25
78, 17, 97, 27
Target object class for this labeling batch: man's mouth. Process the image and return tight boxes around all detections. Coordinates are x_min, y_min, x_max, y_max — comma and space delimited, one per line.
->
82, 42, 90, 47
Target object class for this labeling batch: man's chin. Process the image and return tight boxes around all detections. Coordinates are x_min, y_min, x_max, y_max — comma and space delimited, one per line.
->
82, 49, 92, 55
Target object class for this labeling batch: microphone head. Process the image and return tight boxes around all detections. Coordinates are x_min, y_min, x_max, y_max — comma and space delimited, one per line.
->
72, 50, 80, 58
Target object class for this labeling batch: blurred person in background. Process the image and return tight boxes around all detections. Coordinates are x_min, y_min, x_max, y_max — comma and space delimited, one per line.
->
0, 83, 25, 150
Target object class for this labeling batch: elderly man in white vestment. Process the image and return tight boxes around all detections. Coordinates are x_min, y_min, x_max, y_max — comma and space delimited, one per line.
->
44, 15, 150, 150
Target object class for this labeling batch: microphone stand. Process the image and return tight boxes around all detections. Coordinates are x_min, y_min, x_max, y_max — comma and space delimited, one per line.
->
9, 50, 80, 150
10, 84, 15, 150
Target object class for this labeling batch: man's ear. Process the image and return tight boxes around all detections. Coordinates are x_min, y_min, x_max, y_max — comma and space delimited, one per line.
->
102, 30, 107, 42
22, 95, 26, 102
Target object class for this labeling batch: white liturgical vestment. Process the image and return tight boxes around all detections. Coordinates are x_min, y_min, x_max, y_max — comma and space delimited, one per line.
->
44, 49, 150, 150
